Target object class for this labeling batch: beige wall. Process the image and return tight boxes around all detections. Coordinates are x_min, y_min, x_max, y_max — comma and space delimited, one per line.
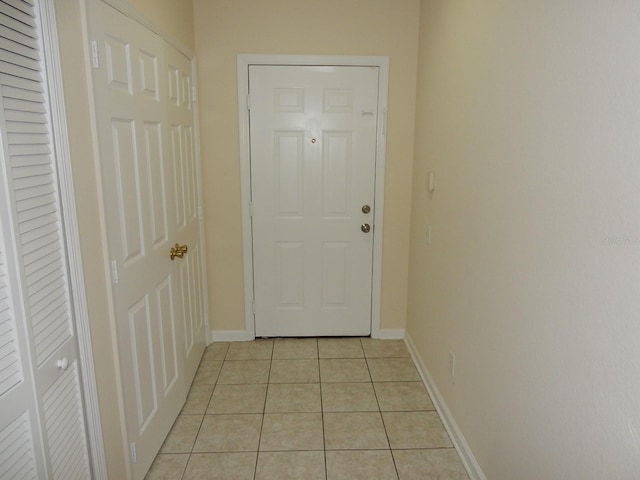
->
128, 0, 195, 49
54, 0, 195, 477
193, 0, 420, 333
407, 0, 640, 478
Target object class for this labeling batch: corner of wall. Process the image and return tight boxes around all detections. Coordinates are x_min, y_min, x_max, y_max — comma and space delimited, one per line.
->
404, 332, 487, 480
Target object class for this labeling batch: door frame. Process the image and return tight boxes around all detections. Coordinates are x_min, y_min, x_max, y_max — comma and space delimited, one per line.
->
237, 54, 389, 340
38, 1, 107, 476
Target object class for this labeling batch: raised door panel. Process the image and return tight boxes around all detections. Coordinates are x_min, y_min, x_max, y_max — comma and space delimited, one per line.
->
275, 132, 304, 218
143, 122, 169, 248
111, 119, 146, 264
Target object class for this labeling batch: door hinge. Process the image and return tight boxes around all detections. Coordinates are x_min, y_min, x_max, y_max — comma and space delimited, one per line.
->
129, 442, 137, 463
247, 94, 251, 111
110, 260, 119, 284
192, 86, 198, 103
90, 40, 100, 69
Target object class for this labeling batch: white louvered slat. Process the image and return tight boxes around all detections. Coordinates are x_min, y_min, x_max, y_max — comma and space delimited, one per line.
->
3, 85, 45, 103
20, 230, 55, 257
0, 74, 42, 93
6, 121, 47, 134
3, 95, 46, 113
0, 75, 41, 94
0, 37, 38, 62
19, 229, 56, 254
23, 242, 59, 277
14, 191, 55, 213
13, 165, 52, 181
2, 0, 35, 18
0, 48, 39, 72
0, 23, 36, 49
26, 261, 63, 295
30, 294, 64, 326
8, 144, 49, 158
0, 4, 36, 29
8, 132, 48, 145
16, 198, 56, 223
17, 219, 56, 244
42, 363, 90, 480
5, 109, 45, 124
0, 414, 37, 480
0, 60, 40, 81
12, 173, 52, 191
11, 154, 50, 168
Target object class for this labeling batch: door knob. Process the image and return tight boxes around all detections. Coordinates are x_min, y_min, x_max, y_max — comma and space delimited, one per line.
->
361, 223, 371, 233
57, 357, 69, 371
362, 204, 371, 214
170, 243, 188, 260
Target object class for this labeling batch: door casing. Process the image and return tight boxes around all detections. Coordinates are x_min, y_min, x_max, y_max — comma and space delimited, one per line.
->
236, 54, 389, 341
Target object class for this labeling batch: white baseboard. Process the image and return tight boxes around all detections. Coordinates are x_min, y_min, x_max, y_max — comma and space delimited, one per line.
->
211, 328, 405, 342
210, 330, 254, 342
404, 332, 487, 480
372, 328, 405, 340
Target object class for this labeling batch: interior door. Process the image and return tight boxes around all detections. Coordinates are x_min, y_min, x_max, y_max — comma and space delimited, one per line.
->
250, 65, 379, 337
89, 2, 205, 478
165, 45, 206, 383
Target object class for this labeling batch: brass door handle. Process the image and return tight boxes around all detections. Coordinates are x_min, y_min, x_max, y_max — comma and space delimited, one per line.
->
170, 243, 188, 260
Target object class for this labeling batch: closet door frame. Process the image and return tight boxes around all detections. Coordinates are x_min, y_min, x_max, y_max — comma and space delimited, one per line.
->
38, 1, 107, 477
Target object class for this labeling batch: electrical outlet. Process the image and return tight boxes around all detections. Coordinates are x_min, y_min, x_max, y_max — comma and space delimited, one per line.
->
449, 351, 455, 378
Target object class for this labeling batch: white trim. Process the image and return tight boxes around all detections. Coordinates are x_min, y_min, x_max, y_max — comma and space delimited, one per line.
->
190, 58, 212, 345
38, 2, 107, 478
99, 0, 194, 59
404, 332, 487, 480
211, 330, 256, 342
237, 54, 389, 340
373, 329, 405, 340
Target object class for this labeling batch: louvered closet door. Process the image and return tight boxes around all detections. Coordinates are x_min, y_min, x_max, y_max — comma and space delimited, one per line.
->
0, 212, 46, 479
0, 1, 91, 479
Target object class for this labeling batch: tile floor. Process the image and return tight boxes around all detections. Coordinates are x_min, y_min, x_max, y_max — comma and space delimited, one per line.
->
145, 338, 470, 480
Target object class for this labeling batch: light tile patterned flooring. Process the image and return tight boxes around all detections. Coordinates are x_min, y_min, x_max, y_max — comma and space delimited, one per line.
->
145, 338, 470, 480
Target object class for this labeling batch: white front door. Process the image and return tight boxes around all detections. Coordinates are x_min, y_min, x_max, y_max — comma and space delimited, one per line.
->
89, 2, 206, 478
250, 65, 379, 337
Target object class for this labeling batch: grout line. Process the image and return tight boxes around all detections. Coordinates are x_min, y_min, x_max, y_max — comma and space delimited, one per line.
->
179, 348, 215, 480
317, 338, 329, 480
175, 452, 190, 480
253, 341, 274, 480
364, 338, 401, 480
